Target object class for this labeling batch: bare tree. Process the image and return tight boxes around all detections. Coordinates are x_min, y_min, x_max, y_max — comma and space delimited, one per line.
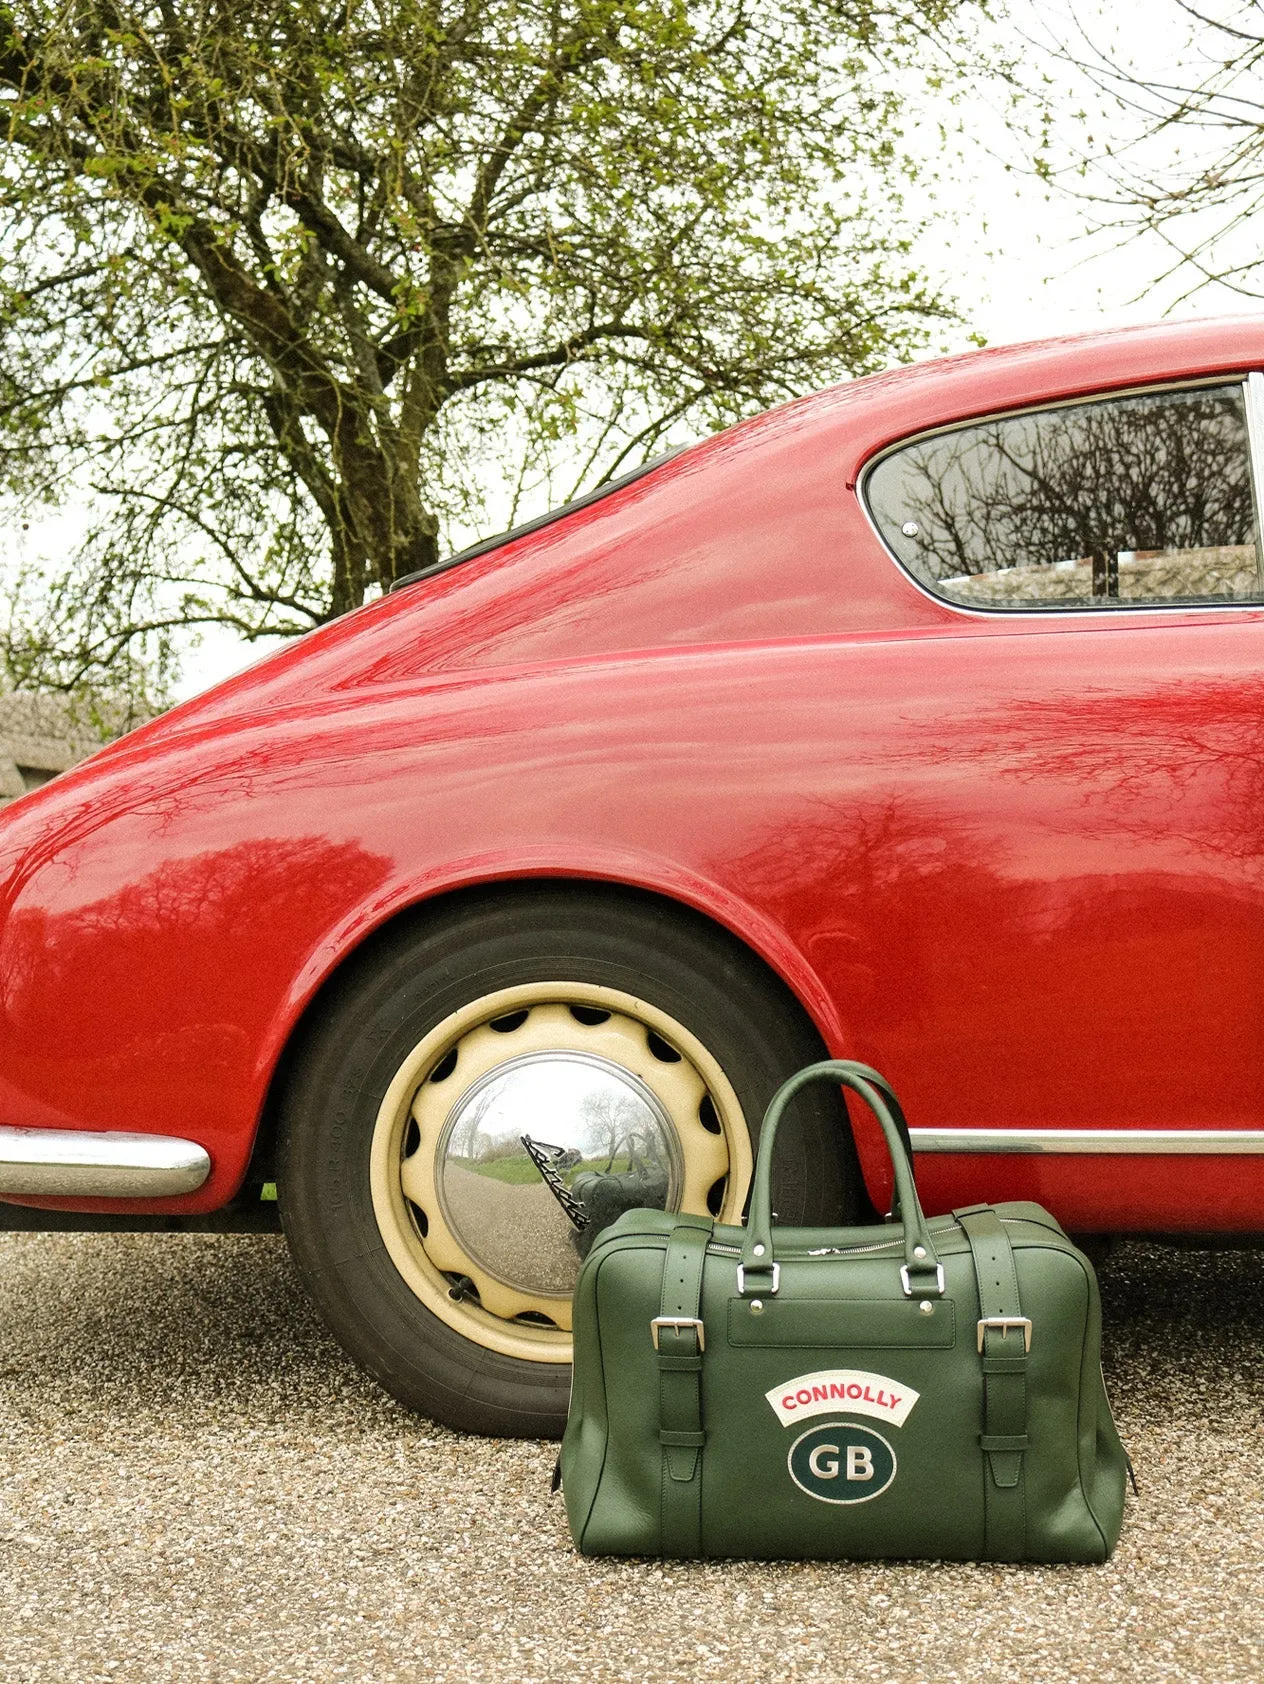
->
0, 0, 985, 700
1037, 3, 1264, 306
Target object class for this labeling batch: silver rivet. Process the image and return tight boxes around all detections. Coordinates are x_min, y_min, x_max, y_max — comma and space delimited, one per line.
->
919, 1300, 934, 1315
753, 1244, 765, 1258
750, 1300, 764, 1314
901, 521, 920, 538
913, 1245, 927, 1260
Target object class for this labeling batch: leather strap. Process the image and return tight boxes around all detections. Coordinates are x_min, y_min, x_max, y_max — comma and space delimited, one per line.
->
656, 1215, 712, 1558
955, 1205, 1029, 1560
743, 1064, 939, 1290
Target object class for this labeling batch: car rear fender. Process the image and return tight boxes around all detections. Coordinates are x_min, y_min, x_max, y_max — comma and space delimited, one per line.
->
251, 856, 854, 1185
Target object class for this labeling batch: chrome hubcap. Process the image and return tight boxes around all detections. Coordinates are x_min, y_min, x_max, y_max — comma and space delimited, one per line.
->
434, 1050, 683, 1299
369, 982, 753, 1362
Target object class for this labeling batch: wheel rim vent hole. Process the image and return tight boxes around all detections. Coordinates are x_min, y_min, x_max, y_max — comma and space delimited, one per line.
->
489, 1009, 530, 1033
646, 1030, 682, 1063
403, 1117, 421, 1157
428, 1048, 458, 1083
568, 1005, 611, 1026
698, 1094, 722, 1134
706, 1176, 727, 1217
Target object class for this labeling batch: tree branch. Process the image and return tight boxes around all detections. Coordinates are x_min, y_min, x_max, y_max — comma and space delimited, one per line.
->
451, 322, 650, 391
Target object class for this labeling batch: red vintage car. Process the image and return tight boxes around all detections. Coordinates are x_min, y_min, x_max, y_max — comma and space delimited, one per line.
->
2, 316, 1262, 1437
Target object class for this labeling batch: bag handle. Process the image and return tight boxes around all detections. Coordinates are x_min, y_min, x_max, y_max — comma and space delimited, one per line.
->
738, 1060, 943, 1297
819, 1059, 915, 1206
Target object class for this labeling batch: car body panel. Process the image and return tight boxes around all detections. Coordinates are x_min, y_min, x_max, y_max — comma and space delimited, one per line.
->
5, 316, 1264, 1231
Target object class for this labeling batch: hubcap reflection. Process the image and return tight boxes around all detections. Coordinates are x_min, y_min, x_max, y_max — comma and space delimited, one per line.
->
369, 985, 751, 1360
436, 1051, 683, 1298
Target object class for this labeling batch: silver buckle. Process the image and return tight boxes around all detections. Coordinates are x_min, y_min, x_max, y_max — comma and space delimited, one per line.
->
736, 1262, 780, 1297
650, 1316, 706, 1352
900, 1263, 945, 1297
976, 1316, 1032, 1353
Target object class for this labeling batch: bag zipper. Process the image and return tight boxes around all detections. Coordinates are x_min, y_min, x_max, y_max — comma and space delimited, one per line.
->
705, 1216, 1047, 1264
705, 1237, 904, 1260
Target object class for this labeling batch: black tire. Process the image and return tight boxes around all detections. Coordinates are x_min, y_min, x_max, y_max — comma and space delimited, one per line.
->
277, 884, 857, 1437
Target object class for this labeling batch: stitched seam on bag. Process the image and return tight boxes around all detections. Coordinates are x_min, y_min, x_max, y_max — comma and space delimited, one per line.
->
1015, 1241, 1111, 1559
577, 1246, 615, 1551
1020, 1464, 1028, 1557
577, 1244, 643, 1551
1051, 1243, 1111, 1555
1069, 1249, 1113, 1555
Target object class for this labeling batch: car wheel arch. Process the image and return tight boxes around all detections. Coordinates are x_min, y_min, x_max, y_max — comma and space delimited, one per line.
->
245, 873, 847, 1194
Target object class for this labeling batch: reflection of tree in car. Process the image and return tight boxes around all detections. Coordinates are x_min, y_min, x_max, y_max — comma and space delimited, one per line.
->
556, 1088, 673, 1251
869, 385, 1259, 603
577, 1087, 650, 1171
0, 834, 392, 1140
923, 677, 1264, 869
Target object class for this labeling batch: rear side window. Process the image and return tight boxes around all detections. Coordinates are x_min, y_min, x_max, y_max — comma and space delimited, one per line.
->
865, 383, 1262, 610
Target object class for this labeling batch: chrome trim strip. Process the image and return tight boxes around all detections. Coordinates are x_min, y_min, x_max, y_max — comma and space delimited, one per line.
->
0, 1127, 211, 1196
1244, 372, 1264, 594
858, 371, 1264, 622
391, 445, 683, 593
910, 1127, 1264, 1156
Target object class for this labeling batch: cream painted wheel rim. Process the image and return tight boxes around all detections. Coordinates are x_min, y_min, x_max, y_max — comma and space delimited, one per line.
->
369, 982, 753, 1363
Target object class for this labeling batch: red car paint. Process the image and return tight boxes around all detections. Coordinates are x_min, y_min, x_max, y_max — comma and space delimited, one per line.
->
5, 315, 1264, 1231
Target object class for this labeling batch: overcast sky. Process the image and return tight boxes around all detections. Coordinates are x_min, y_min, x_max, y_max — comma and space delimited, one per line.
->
917, 0, 1256, 342
9, 0, 1253, 700
176, 0, 1262, 696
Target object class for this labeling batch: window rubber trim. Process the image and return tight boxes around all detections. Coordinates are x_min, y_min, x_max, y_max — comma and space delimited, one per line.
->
858, 372, 1264, 620
389, 447, 684, 594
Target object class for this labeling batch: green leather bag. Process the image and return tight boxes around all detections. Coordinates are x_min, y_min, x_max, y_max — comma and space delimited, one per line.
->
561, 1060, 1128, 1561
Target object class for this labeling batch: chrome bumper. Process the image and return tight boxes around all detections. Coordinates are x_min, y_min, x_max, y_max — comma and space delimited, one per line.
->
0, 1127, 211, 1196
910, 1127, 1264, 1156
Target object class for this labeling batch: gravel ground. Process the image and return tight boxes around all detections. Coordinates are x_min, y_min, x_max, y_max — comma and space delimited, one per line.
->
0, 1233, 1259, 1684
